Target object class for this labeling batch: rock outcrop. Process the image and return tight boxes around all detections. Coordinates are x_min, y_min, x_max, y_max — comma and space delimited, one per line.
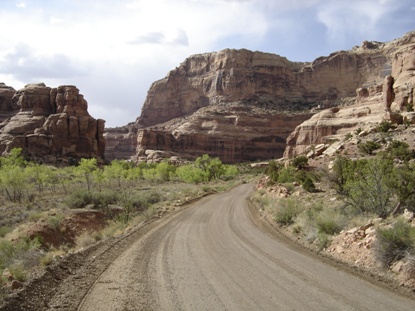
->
0, 83, 19, 122
0, 83, 105, 163
284, 31, 415, 158
103, 31, 415, 163
137, 103, 312, 163
104, 123, 139, 161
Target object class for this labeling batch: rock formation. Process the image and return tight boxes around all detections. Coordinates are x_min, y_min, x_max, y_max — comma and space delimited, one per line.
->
284, 31, 415, 158
104, 123, 138, 161
0, 83, 19, 122
0, 83, 105, 163
103, 31, 415, 163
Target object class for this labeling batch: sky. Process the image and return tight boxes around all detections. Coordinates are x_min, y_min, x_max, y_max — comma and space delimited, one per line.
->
0, 0, 414, 127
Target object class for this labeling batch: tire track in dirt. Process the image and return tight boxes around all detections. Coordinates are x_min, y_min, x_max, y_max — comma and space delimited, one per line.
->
77, 184, 415, 311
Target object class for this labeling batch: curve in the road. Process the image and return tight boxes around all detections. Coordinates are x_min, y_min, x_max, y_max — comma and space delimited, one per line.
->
78, 183, 415, 311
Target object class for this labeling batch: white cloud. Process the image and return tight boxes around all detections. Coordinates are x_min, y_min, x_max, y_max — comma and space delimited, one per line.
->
0, 0, 413, 127
50, 17, 64, 25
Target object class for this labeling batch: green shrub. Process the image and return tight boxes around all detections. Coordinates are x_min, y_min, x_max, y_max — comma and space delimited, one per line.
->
8, 263, 27, 282
274, 198, 302, 225
291, 155, 308, 170
316, 211, 345, 235
376, 121, 395, 133
65, 190, 119, 209
0, 226, 12, 238
47, 214, 64, 231
92, 191, 119, 208
267, 161, 283, 184
317, 232, 331, 251
65, 190, 93, 208
375, 219, 415, 267
301, 176, 316, 192
277, 166, 298, 183
385, 140, 414, 161
344, 133, 353, 141
358, 140, 381, 155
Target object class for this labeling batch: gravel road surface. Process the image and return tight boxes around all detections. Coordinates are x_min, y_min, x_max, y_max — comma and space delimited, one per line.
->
77, 183, 415, 311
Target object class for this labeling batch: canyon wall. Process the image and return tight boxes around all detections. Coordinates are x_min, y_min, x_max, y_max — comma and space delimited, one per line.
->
284, 31, 415, 157
105, 31, 414, 163
0, 83, 105, 164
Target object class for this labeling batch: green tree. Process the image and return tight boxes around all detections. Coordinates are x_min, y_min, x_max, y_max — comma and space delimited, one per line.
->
75, 158, 98, 191
195, 154, 225, 181
176, 165, 205, 183
0, 148, 28, 202
388, 164, 415, 214
27, 164, 54, 194
345, 157, 394, 217
155, 161, 177, 181
267, 161, 283, 183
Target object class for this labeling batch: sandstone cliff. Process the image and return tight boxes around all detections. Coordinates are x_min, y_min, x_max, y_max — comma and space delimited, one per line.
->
0, 83, 105, 163
104, 123, 138, 161
104, 31, 414, 163
284, 31, 415, 158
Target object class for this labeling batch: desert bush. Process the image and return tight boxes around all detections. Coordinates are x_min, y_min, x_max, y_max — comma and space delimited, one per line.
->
0, 238, 41, 277
47, 214, 64, 231
277, 166, 298, 183
315, 209, 345, 235
65, 190, 119, 209
0, 226, 12, 238
301, 176, 316, 192
405, 252, 415, 279
376, 121, 395, 133
65, 190, 94, 208
8, 263, 27, 282
357, 140, 381, 155
266, 160, 283, 184
274, 198, 302, 225
92, 191, 119, 209
317, 232, 331, 251
291, 155, 309, 170
385, 140, 415, 161
374, 219, 415, 267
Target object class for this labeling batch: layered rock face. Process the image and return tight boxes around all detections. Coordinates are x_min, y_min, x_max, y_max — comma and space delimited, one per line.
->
0, 83, 105, 163
284, 31, 415, 158
0, 83, 19, 122
104, 123, 138, 161
104, 31, 414, 163
132, 44, 391, 162
137, 103, 312, 163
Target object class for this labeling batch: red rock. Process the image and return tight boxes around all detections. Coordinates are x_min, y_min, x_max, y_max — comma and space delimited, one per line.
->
0, 83, 105, 163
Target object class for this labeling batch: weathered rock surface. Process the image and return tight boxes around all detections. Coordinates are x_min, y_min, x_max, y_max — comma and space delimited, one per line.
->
0, 83, 19, 122
104, 123, 139, 161
284, 31, 415, 158
103, 31, 415, 162
137, 103, 312, 163
0, 83, 105, 163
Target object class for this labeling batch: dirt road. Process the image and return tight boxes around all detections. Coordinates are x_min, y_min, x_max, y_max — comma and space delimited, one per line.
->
76, 183, 415, 311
